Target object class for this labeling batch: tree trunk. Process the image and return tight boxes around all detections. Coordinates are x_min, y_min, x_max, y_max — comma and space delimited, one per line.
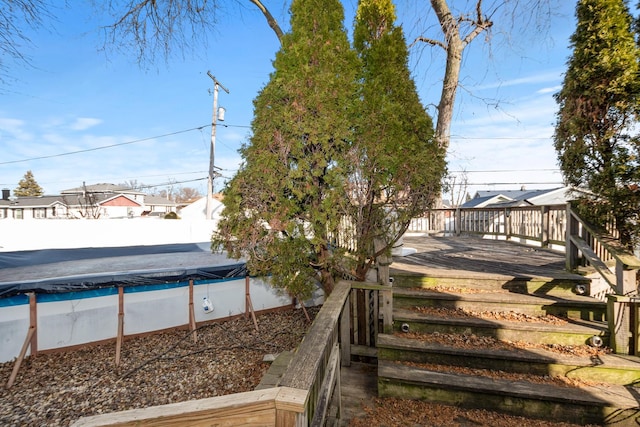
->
431, 0, 462, 152
428, 0, 492, 151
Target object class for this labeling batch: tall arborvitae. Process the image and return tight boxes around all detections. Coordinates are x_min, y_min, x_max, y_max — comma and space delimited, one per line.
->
14, 170, 44, 196
554, 0, 640, 249
213, 0, 358, 298
350, 0, 446, 280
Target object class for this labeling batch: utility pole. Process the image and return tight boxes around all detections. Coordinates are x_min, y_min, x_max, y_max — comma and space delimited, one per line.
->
206, 71, 229, 220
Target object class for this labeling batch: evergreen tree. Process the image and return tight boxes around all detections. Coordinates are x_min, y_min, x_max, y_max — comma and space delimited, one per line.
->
14, 170, 44, 196
213, 0, 358, 298
350, 0, 446, 280
554, 0, 640, 249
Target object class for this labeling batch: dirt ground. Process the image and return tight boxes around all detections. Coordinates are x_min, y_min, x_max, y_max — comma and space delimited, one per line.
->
0, 307, 318, 426
1, 305, 605, 427
348, 397, 602, 427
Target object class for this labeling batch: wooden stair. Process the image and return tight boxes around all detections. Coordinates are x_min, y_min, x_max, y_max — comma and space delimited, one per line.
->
378, 272, 640, 426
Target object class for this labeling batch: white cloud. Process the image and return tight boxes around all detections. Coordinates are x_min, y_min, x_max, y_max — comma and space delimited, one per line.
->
69, 117, 102, 131
474, 71, 564, 91
537, 85, 561, 95
0, 118, 31, 142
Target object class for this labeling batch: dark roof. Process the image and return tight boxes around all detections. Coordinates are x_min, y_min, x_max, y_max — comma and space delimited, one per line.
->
61, 183, 144, 195
473, 189, 556, 201
462, 194, 513, 208
144, 195, 179, 207
463, 188, 566, 208
0, 195, 66, 208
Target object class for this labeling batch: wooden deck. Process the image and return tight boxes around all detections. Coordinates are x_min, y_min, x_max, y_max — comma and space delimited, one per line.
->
337, 235, 583, 425
392, 235, 582, 280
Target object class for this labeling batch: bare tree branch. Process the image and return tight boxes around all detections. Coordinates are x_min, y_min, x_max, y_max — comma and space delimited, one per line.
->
249, 0, 283, 41
411, 36, 446, 50
0, 0, 53, 84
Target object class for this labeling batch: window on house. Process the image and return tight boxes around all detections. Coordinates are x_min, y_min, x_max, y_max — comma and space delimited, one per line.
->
34, 208, 46, 219
0, 209, 5, 219
14, 209, 23, 220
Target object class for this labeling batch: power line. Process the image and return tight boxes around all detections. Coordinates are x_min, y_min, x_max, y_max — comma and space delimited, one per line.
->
450, 136, 552, 140
135, 177, 208, 191
449, 181, 564, 186
448, 169, 560, 173
0, 125, 210, 166
1, 123, 252, 167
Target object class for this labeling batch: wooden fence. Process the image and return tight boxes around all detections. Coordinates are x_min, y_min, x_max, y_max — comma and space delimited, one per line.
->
71, 280, 391, 426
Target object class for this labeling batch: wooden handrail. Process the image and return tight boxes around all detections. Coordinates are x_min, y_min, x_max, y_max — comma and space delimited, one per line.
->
566, 203, 640, 296
572, 213, 640, 270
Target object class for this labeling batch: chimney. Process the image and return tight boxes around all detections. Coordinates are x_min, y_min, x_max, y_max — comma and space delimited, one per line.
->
2, 188, 9, 201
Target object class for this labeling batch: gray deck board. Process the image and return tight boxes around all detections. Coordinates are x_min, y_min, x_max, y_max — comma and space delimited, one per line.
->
393, 235, 581, 280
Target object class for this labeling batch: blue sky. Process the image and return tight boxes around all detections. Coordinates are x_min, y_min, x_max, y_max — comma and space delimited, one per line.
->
0, 1, 578, 200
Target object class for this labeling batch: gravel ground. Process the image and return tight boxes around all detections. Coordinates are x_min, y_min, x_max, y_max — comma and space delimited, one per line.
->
0, 307, 318, 426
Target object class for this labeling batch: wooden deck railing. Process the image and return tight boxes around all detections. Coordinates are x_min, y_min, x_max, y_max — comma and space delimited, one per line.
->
408, 205, 567, 249
564, 205, 640, 355
71, 280, 391, 426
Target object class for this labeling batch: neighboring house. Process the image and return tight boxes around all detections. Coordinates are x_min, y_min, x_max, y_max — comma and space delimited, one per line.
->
141, 195, 180, 217
461, 187, 572, 208
457, 187, 573, 240
0, 192, 68, 220
178, 195, 224, 221
0, 183, 178, 219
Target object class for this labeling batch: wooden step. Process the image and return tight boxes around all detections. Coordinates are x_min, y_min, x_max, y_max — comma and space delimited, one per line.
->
391, 271, 591, 297
393, 287, 607, 321
378, 359, 640, 426
393, 307, 609, 347
378, 333, 640, 386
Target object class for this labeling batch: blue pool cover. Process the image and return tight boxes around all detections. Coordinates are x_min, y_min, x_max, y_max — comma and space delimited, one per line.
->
0, 243, 246, 298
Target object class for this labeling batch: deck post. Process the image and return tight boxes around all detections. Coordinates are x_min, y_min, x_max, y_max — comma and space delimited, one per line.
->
455, 208, 461, 236
565, 203, 579, 271
540, 205, 549, 248
381, 287, 393, 334
504, 208, 511, 239
607, 295, 631, 354
339, 295, 351, 367
616, 261, 637, 296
